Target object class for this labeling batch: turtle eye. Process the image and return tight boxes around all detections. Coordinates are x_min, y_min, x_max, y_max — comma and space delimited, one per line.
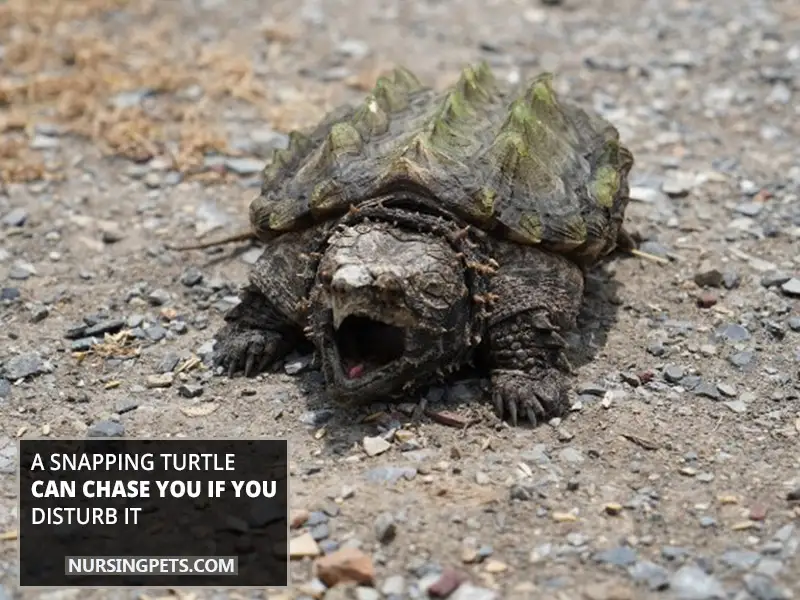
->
319, 270, 333, 285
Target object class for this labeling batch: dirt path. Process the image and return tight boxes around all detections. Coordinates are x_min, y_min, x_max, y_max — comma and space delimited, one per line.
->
1, 0, 799, 598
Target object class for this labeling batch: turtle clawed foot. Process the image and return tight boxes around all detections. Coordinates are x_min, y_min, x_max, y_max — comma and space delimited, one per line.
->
490, 368, 568, 427
213, 327, 280, 378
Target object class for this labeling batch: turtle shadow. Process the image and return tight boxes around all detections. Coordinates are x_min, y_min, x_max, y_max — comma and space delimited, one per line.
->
300, 256, 626, 455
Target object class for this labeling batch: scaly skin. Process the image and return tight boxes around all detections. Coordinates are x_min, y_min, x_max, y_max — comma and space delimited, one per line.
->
212, 225, 322, 377
485, 243, 584, 425
213, 201, 585, 426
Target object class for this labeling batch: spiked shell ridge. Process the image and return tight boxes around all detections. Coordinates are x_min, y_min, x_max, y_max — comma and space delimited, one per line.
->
249, 62, 634, 264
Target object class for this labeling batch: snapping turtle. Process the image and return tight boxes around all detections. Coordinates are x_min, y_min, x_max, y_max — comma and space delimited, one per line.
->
209, 62, 636, 425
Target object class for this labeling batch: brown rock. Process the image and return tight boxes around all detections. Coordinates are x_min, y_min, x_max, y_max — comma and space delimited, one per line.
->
694, 268, 723, 288
749, 503, 768, 521
291, 508, 310, 529
638, 370, 654, 384
428, 567, 467, 597
696, 291, 718, 308
315, 547, 375, 587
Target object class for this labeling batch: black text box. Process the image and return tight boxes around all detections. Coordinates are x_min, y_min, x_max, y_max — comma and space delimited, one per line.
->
19, 438, 288, 587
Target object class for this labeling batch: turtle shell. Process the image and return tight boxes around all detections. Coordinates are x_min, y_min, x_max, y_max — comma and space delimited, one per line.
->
249, 62, 634, 265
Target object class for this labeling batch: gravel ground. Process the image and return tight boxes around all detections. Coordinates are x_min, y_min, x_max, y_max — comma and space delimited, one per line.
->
1, 0, 799, 598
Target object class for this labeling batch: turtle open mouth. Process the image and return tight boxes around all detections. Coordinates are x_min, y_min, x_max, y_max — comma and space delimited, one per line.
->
333, 315, 406, 379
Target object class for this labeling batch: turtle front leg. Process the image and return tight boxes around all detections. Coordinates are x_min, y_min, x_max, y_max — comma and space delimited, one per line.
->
213, 284, 304, 377
486, 246, 585, 426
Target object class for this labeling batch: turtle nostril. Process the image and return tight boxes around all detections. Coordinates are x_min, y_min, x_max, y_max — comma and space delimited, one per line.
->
375, 273, 401, 290
332, 265, 373, 291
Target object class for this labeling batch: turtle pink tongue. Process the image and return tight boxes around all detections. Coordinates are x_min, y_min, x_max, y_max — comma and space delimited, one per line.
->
348, 364, 365, 379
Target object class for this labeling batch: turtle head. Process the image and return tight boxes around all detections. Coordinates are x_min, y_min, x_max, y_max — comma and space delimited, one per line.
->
311, 220, 473, 403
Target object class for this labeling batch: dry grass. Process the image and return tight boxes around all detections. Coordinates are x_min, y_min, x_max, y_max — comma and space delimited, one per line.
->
0, 0, 276, 183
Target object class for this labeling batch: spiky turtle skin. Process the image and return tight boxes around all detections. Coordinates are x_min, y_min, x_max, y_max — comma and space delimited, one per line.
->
212, 62, 636, 426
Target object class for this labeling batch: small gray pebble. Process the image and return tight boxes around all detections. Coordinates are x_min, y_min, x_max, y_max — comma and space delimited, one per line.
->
593, 545, 637, 566
0, 379, 10, 399
381, 575, 406, 596
101, 228, 124, 244
628, 560, 670, 591
449, 583, 499, 600
319, 539, 340, 555
157, 352, 181, 373
127, 314, 145, 329
196, 341, 215, 360
699, 516, 716, 528
3, 353, 45, 380
2, 208, 28, 227
7, 266, 31, 280
781, 278, 800, 297
729, 351, 755, 368
509, 484, 534, 501
722, 271, 740, 289
147, 289, 171, 306
694, 382, 721, 400
682, 375, 702, 390
735, 202, 763, 217
639, 240, 671, 258
178, 384, 203, 399
664, 365, 685, 383
284, 354, 312, 375
84, 318, 126, 337
578, 382, 606, 396
715, 323, 750, 342
309, 523, 329, 541
224, 157, 264, 175
115, 399, 139, 415
720, 549, 760, 570
306, 511, 328, 526
299, 409, 334, 426
755, 558, 784, 577
566, 532, 588, 547
716, 383, 736, 397
772, 524, 795, 543
671, 564, 726, 600
760, 541, 784, 556
374, 512, 397, 544
144, 325, 168, 341
744, 573, 790, 600
180, 267, 204, 287
558, 447, 584, 464
365, 466, 416, 484
1, 288, 21, 301
760, 271, 791, 288
29, 305, 49, 323
87, 420, 125, 438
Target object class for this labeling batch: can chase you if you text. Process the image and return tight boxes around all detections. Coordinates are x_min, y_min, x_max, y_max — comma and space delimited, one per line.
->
28, 452, 280, 526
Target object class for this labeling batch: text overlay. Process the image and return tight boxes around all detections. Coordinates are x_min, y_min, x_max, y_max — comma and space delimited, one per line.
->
19, 439, 288, 587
